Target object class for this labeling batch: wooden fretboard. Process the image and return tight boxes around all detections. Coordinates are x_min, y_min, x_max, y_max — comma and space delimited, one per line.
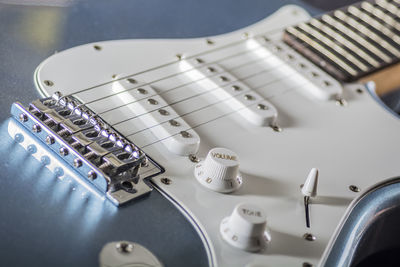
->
283, 0, 400, 86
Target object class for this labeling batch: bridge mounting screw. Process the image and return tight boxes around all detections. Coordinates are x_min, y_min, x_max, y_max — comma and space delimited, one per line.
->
87, 170, 97, 181
73, 158, 82, 168
59, 147, 69, 156
19, 113, 28, 122
45, 135, 55, 145
32, 124, 41, 133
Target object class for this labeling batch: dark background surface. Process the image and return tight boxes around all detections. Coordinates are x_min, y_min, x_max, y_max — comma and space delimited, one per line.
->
0, 1, 358, 266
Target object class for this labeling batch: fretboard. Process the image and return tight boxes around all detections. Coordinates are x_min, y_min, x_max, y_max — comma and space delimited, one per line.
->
283, 0, 400, 83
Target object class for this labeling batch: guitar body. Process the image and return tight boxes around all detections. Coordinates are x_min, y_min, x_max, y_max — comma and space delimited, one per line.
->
1, 1, 399, 267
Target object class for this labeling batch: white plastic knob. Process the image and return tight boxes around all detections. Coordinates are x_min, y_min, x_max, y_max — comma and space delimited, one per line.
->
220, 203, 270, 252
194, 147, 242, 193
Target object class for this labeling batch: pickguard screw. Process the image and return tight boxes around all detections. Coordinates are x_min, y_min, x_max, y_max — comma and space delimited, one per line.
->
303, 262, 313, 267
206, 39, 214, 45
336, 98, 347, 107
303, 233, 316, 241
44, 80, 54, 86
176, 54, 183, 60
19, 113, 28, 122
116, 242, 133, 253
189, 154, 200, 163
88, 170, 97, 181
356, 88, 363, 94
32, 124, 41, 133
93, 45, 102, 51
161, 177, 172, 185
46, 135, 55, 145
349, 185, 360, 192
271, 125, 282, 132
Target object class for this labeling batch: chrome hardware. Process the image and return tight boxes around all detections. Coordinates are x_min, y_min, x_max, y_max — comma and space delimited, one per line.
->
10, 91, 164, 206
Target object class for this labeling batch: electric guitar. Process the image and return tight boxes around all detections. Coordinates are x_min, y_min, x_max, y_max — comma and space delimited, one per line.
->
3, 0, 400, 266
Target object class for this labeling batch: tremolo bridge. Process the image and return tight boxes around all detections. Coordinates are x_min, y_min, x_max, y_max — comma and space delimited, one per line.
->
9, 92, 163, 206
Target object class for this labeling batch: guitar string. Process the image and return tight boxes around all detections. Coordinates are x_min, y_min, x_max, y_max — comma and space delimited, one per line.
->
81, 46, 256, 107
106, 53, 283, 127
110, 60, 285, 130
96, 47, 275, 115
124, 71, 291, 138
139, 82, 305, 150
68, 26, 283, 96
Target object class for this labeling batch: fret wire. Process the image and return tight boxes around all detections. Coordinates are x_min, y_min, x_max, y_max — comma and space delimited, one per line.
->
348, 6, 400, 47
309, 18, 379, 67
124, 72, 290, 137
111, 59, 286, 127
362, 2, 400, 33
286, 26, 358, 76
98, 49, 277, 116
376, 0, 400, 17
321, 14, 391, 63
68, 27, 283, 96
393, 0, 400, 6
334, 10, 400, 58
140, 81, 305, 150
298, 22, 368, 71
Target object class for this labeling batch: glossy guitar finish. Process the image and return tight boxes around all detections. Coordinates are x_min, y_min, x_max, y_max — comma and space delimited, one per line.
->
32, 3, 400, 267
1, 0, 396, 267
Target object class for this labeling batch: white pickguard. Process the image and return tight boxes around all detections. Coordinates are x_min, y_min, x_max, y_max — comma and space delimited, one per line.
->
35, 5, 400, 267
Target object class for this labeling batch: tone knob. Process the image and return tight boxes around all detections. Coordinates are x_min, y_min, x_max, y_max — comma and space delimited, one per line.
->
194, 147, 242, 193
220, 203, 270, 252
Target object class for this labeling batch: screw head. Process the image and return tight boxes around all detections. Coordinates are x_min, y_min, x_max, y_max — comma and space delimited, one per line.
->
44, 80, 54, 86
88, 170, 97, 180
59, 147, 69, 156
73, 158, 82, 168
188, 154, 200, 163
303, 233, 316, 241
158, 109, 169, 116
349, 185, 360, 192
137, 88, 147, 94
127, 78, 136, 84
19, 113, 28, 122
231, 85, 241, 91
160, 177, 171, 185
303, 262, 313, 267
244, 94, 254, 100
169, 119, 180, 127
147, 98, 158, 105
180, 131, 191, 138
45, 135, 55, 145
32, 124, 41, 133
116, 242, 133, 253
257, 104, 269, 110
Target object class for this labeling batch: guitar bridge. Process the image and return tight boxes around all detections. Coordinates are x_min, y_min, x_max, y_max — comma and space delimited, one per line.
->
9, 92, 164, 206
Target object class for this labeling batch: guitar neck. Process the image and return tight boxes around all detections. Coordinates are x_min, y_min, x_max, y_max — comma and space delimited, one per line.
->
283, 0, 400, 95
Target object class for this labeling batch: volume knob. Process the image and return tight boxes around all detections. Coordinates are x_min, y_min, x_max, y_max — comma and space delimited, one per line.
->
194, 147, 242, 193
220, 203, 270, 252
